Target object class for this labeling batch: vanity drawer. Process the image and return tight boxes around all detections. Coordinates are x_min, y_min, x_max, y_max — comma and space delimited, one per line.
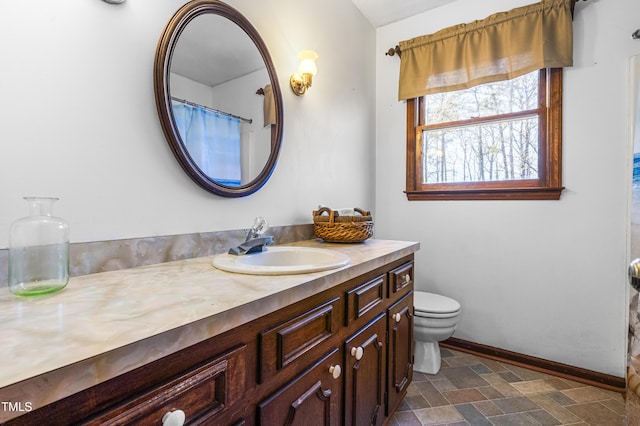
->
87, 345, 247, 426
259, 297, 341, 383
345, 274, 386, 327
389, 262, 414, 298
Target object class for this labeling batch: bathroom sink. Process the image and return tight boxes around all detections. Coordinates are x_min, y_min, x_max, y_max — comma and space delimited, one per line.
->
212, 246, 350, 275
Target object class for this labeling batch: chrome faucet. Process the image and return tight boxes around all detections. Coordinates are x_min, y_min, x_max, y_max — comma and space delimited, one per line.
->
228, 217, 274, 255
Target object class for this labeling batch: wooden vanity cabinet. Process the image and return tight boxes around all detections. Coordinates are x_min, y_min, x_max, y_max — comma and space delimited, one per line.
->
7, 255, 415, 426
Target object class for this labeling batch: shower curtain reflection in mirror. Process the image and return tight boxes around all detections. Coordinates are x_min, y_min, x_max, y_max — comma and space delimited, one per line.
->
172, 103, 242, 186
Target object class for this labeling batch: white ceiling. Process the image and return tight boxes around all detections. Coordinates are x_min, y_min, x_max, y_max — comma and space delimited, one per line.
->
349, 0, 457, 27
171, 13, 265, 88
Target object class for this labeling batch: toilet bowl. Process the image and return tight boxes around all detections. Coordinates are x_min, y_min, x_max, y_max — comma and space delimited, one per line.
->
413, 291, 461, 374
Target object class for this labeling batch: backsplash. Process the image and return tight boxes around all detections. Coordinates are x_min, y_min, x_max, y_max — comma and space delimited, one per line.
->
0, 224, 314, 288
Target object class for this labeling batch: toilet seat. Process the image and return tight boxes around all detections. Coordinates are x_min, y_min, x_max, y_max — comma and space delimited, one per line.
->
414, 291, 461, 318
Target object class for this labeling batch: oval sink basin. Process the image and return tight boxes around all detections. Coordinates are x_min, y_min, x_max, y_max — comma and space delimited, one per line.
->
212, 246, 350, 275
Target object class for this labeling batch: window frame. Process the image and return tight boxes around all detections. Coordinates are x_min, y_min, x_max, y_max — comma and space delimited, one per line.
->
405, 68, 563, 201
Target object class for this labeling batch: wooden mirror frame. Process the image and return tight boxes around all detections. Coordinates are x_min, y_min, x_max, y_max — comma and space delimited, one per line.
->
154, 0, 284, 197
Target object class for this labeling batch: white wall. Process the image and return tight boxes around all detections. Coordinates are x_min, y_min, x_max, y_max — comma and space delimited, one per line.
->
376, 0, 640, 376
0, 0, 376, 245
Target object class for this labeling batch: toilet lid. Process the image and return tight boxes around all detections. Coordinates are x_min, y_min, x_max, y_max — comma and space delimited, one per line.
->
414, 291, 461, 314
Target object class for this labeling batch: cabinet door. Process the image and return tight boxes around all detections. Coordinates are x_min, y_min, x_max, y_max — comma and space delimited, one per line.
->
344, 313, 386, 426
387, 292, 414, 416
258, 348, 343, 426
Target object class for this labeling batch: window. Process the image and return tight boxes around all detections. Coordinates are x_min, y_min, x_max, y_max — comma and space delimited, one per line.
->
406, 68, 563, 200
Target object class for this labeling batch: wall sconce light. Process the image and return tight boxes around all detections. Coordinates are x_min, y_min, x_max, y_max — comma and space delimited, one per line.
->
290, 50, 318, 96
102, 0, 126, 4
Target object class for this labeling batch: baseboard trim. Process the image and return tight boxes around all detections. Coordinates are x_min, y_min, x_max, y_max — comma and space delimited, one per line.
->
441, 337, 625, 393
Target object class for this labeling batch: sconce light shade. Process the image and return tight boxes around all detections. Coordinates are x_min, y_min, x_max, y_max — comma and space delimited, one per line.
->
298, 51, 318, 76
290, 50, 318, 96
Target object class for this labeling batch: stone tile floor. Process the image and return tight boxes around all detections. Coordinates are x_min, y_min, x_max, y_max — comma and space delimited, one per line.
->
389, 348, 625, 425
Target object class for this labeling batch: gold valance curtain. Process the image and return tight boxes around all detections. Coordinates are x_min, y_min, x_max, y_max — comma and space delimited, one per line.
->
398, 0, 574, 100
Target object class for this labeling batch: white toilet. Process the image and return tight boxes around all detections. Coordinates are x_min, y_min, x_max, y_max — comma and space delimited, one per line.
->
413, 291, 462, 374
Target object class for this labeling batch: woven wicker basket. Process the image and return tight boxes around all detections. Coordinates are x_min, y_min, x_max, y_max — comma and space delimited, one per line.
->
312, 207, 374, 243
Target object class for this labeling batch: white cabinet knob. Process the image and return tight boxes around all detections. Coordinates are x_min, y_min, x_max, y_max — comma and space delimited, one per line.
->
404, 274, 411, 283
351, 346, 364, 360
162, 409, 185, 426
329, 364, 342, 379
393, 313, 402, 323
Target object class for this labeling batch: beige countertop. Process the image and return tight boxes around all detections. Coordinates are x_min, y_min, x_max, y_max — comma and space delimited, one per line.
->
0, 238, 418, 421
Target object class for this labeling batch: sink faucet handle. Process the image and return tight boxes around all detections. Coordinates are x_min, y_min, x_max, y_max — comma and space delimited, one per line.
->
247, 217, 269, 240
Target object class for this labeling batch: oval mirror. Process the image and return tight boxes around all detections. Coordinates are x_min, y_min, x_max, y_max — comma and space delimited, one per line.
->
154, 0, 284, 197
